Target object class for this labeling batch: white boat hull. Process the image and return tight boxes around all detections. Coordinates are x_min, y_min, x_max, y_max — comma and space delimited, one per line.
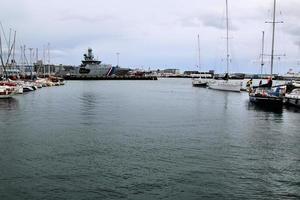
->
16, 86, 23, 94
285, 89, 300, 107
192, 79, 210, 87
208, 80, 242, 92
0, 94, 15, 99
0, 86, 17, 99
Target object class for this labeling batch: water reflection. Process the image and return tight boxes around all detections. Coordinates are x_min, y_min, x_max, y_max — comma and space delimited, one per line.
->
0, 98, 19, 111
79, 92, 98, 125
224, 92, 229, 110
247, 102, 283, 114
284, 105, 300, 113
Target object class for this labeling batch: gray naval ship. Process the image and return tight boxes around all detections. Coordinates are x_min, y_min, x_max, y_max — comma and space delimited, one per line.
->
62, 48, 130, 79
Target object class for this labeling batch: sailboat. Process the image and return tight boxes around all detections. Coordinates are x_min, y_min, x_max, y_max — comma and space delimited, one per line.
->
249, 0, 286, 107
192, 34, 209, 87
208, 0, 242, 92
0, 26, 18, 99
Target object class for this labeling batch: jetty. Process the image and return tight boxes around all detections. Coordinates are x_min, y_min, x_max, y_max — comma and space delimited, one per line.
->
63, 75, 157, 81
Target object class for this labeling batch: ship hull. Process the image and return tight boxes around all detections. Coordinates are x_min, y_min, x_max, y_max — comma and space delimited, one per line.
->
249, 95, 283, 107
208, 80, 241, 92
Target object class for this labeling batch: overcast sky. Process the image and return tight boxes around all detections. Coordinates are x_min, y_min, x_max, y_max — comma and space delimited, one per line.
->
1, 0, 300, 74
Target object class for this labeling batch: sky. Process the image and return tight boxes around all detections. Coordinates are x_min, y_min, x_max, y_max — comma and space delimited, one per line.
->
1, 0, 300, 74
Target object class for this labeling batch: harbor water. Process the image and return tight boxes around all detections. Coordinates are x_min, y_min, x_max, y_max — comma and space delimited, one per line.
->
0, 78, 299, 200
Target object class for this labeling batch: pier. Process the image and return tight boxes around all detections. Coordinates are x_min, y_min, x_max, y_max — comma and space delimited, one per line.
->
63, 76, 158, 80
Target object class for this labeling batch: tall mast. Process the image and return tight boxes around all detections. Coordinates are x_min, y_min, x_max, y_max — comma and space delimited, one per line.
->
225, 0, 229, 74
36, 48, 38, 62
298, 42, 300, 67
270, 0, 276, 76
48, 43, 50, 64
12, 31, 16, 67
0, 31, 8, 79
29, 47, 33, 80
47, 42, 50, 75
43, 45, 45, 76
197, 34, 201, 71
8, 28, 11, 56
19, 46, 23, 69
260, 31, 265, 78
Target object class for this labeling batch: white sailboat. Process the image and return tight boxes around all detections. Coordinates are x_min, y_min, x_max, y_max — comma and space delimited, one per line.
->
208, 0, 242, 92
192, 34, 209, 87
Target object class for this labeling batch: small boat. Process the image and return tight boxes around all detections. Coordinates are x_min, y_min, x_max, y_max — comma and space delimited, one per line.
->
0, 82, 17, 99
290, 80, 300, 88
36, 83, 43, 88
23, 86, 34, 92
192, 34, 209, 88
31, 84, 38, 90
249, 85, 286, 107
0, 86, 16, 98
192, 78, 209, 87
55, 77, 65, 85
36, 78, 48, 87
284, 88, 300, 108
208, 78, 242, 92
22, 82, 35, 92
9, 80, 24, 94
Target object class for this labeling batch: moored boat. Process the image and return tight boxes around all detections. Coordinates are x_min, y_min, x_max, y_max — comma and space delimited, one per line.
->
192, 34, 210, 88
208, 79, 242, 92
192, 78, 209, 87
0, 82, 17, 99
249, 85, 286, 107
63, 48, 115, 79
249, 0, 284, 107
284, 88, 300, 108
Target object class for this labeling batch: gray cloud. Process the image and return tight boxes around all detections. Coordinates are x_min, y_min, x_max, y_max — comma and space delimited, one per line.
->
58, 13, 116, 23
1, 0, 300, 73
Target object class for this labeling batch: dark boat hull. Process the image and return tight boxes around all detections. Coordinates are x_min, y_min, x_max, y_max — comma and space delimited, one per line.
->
249, 96, 283, 107
63, 76, 157, 80
192, 82, 207, 87
284, 98, 300, 108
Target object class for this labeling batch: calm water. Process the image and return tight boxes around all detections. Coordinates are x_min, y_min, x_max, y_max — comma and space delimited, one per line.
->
0, 79, 299, 200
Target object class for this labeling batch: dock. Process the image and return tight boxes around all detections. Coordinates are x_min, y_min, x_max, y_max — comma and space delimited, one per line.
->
63, 76, 158, 81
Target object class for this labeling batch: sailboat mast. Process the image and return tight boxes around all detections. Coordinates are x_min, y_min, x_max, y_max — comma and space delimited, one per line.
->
270, 0, 277, 76
48, 42, 50, 75
261, 31, 265, 77
225, 0, 229, 74
197, 34, 201, 71
12, 31, 16, 67
8, 28, 11, 56
0, 33, 8, 79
